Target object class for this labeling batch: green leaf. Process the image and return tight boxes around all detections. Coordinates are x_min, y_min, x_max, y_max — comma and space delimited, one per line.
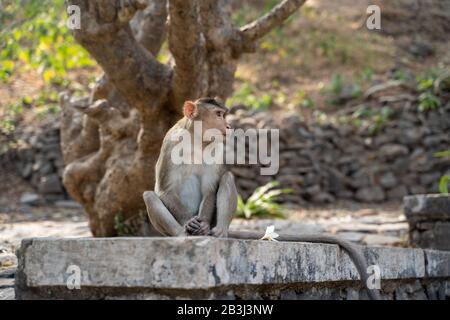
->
434, 150, 450, 158
439, 176, 449, 195
418, 92, 441, 112
235, 181, 291, 220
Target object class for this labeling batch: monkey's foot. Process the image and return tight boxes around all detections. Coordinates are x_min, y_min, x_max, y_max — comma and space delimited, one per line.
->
209, 227, 228, 238
185, 217, 210, 236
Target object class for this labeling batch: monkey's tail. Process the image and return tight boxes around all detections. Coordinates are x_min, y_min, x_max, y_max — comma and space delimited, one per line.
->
228, 230, 381, 300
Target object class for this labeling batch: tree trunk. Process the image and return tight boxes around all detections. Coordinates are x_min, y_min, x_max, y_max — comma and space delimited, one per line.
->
61, 0, 306, 236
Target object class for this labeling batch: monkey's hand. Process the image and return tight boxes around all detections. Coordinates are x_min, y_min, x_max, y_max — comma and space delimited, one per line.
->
185, 216, 210, 236
209, 227, 228, 238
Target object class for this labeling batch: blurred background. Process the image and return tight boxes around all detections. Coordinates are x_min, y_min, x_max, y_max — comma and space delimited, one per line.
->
0, 0, 449, 263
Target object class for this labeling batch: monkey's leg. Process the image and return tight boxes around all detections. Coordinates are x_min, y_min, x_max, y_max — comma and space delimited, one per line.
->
143, 191, 185, 236
210, 172, 237, 237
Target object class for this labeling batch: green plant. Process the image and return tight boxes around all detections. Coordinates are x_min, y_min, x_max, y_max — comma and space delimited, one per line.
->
293, 89, 315, 109
0, 60, 14, 81
439, 176, 449, 195
352, 105, 372, 119
232, 0, 280, 26
351, 105, 394, 135
416, 70, 439, 90
435, 150, 450, 195
0, 0, 94, 84
236, 181, 292, 219
0, 100, 26, 135
393, 69, 409, 81
323, 74, 361, 105
358, 67, 374, 82
0, 90, 61, 134
434, 150, 450, 158
416, 70, 446, 112
113, 211, 136, 236
329, 74, 344, 95
370, 106, 394, 135
418, 92, 441, 112
227, 83, 272, 110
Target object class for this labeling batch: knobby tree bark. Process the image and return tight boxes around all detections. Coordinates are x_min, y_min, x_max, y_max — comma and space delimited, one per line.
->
61, 0, 306, 236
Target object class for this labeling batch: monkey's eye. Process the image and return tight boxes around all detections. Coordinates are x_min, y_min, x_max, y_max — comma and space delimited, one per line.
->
216, 111, 223, 118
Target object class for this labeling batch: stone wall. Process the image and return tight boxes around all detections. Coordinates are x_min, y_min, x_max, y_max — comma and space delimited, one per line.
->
228, 101, 450, 203
372, 0, 450, 40
405, 194, 450, 251
15, 237, 450, 300
3, 121, 67, 203
2, 99, 449, 205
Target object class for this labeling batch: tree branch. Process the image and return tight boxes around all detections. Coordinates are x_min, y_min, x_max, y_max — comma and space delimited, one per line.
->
131, 0, 168, 55
67, 0, 171, 112
60, 93, 100, 164
240, 0, 306, 43
168, 0, 207, 109
198, 0, 239, 99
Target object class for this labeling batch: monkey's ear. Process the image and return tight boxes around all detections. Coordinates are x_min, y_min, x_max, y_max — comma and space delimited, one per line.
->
183, 101, 196, 118
214, 96, 224, 105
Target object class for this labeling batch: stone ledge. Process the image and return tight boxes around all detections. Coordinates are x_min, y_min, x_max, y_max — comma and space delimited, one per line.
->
404, 194, 450, 222
15, 237, 450, 299
424, 250, 450, 277
404, 194, 450, 250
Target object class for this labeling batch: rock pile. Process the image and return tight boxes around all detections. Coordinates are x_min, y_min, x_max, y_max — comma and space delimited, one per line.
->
404, 194, 450, 251
373, 0, 450, 41
1, 97, 449, 206
227, 100, 450, 204
7, 121, 66, 203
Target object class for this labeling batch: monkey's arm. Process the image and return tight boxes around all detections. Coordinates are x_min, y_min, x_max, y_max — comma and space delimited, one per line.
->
197, 193, 216, 224
181, 193, 216, 236
210, 172, 237, 237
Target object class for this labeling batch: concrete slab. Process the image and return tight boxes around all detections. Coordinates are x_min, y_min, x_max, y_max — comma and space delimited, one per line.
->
14, 237, 450, 299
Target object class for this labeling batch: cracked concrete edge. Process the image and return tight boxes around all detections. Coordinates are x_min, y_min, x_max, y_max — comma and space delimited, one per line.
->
423, 249, 450, 278
15, 236, 450, 295
14, 238, 34, 300
404, 194, 450, 220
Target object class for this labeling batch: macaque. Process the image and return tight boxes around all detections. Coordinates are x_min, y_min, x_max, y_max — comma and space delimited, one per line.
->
143, 97, 235, 238
143, 97, 380, 300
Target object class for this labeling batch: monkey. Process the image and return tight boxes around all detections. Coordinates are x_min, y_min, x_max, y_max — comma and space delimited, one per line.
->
143, 97, 381, 300
143, 97, 235, 238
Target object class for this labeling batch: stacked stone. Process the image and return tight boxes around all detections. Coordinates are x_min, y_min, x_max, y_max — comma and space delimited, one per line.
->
404, 194, 450, 251
13, 122, 66, 202
1, 98, 449, 205
372, 0, 450, 41
228, 100, 450, 203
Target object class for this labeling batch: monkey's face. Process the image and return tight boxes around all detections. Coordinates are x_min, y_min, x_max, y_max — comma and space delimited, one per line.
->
201, 106, 230, 137
184, 100, 231, 137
